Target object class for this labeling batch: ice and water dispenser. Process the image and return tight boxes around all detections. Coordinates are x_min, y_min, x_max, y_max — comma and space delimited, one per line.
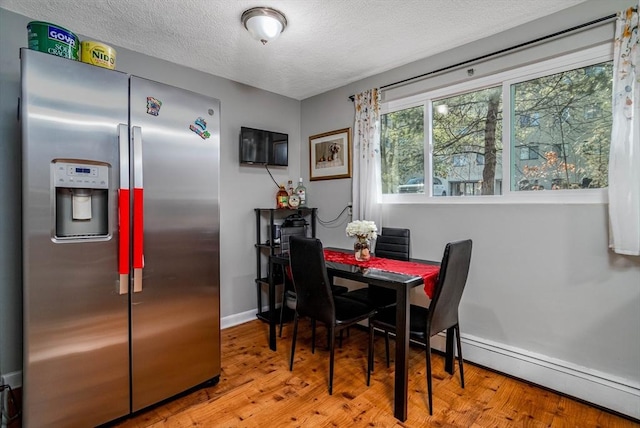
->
52, 160, 110, 239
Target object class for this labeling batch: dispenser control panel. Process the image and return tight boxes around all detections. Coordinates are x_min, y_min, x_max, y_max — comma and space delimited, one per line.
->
53, 162, 109, 189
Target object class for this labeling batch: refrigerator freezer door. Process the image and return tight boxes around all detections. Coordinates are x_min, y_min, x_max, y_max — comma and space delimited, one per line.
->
129, 77, 221, 411
21, 49, 130, 427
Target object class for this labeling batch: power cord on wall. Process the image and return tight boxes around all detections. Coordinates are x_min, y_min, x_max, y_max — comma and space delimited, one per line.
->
317, 202, 352, 229
264, 164, 281, 189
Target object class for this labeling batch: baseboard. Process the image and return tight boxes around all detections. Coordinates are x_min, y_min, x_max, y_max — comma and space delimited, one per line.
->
220, 314, 640, 419
221, 308, 261, 329
434, 332, 640, 420
0, 372, 21, 390
6, 318, 638, 420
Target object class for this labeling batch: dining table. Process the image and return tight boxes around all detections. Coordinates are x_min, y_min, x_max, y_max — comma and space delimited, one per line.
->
268, 247, 454, 422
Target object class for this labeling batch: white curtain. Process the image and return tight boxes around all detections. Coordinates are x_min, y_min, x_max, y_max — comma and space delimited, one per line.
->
352, 89, 382, 228
609, 5, 640, 256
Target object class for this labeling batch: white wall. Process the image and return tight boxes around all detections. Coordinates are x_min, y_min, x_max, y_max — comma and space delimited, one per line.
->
301, 0, 640, 418
2, 0, 639, 419
0, 7, 300, 383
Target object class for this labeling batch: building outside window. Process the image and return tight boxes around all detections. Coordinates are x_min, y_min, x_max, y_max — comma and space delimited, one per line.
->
433, 86, 502, 196
512, 60, 612, 191
380, 44, 612, 202
519, 112, 540, 127
519, 145, 539, 160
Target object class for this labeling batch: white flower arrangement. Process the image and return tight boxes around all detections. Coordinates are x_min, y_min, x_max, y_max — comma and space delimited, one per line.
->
346, 220, 378, 241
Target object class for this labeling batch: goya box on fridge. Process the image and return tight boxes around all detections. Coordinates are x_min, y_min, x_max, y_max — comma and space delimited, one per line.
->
27, 21, 79, 60
81, 41, 116, 70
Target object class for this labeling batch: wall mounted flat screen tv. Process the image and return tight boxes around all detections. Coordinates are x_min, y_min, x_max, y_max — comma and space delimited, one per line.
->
240, 126, 288, 166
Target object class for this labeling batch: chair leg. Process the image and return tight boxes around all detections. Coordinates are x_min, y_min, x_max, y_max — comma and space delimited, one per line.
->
278, 280, 286, 338
338, 329, 343, 348
425, 335, 433, 415
278, 306, 285, 337
455, 324, 465, 388
311, 319, 316, 354
384, 331, 390, 368
289, 314, 299, 371
328, 326, 336, 395
367, 322, 374, 386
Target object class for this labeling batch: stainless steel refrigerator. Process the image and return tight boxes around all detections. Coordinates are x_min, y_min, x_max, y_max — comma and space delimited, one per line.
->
20, 48, 221, 427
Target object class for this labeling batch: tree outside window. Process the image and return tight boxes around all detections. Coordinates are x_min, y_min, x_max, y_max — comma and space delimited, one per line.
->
433, 86, 503, 196
380, 105, 424, 194
379, 47, 612, 200
511, 61, 612, 190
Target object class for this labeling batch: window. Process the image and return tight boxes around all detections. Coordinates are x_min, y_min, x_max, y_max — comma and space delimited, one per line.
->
585, 64, 606, 76
519, 145, 539, 160
433, 86, 502, 196
451, 181, 483, 196
511, 60, 612, 191
519, 112, 540, 127
452, 155, 468, 167
380, 105, 425, 194
584, 105, 602, 119
380, 44, 612, 202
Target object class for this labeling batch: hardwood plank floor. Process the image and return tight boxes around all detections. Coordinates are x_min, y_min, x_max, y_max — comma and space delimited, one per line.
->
112, 320, 638, 428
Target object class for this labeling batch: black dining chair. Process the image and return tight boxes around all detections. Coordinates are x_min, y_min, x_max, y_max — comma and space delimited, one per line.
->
278, 267, 349, 338
342, 227, 411, 309
367, 239, 472, 415
288, 235, 377, 395
279, 277, 349, 338
278, 228, 348, 337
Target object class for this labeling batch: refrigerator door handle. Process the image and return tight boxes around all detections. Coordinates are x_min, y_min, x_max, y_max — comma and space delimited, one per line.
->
133, 126, 144, 293
118, 123, 129, 295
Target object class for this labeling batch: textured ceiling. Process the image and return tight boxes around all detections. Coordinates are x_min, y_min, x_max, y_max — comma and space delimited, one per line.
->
0, 0, 588, 100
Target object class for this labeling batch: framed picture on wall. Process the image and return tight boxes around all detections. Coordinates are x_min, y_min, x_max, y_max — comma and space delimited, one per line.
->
309, 128, 352, 181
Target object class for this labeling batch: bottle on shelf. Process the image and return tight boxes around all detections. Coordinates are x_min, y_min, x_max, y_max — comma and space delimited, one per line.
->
287, 180, 294, 196
276, 185, 289, 209
295, 178, 307, 207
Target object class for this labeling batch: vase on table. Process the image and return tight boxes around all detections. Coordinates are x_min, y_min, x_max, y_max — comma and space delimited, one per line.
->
354, 237, 371, 261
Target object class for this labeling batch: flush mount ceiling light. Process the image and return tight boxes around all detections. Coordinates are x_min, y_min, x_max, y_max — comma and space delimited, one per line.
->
241, 7, 287, 45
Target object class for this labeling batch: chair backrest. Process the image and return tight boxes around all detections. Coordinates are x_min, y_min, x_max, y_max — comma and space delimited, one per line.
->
288, 236, 335, 325
374, 227, 411, 261
427, 239, 472, 335
280, 225, 307, 254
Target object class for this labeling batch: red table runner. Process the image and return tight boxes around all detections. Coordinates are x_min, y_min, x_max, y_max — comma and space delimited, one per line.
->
323, 249, 439, 298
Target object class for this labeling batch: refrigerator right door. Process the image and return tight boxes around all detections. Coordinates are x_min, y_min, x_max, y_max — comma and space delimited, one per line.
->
129, 76, 221, 411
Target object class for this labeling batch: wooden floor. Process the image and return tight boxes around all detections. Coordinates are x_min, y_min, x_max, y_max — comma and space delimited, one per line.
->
112, 319, 638, 428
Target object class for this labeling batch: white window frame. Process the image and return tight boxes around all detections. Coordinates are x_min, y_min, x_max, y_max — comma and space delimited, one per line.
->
381, 43, 612, 205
